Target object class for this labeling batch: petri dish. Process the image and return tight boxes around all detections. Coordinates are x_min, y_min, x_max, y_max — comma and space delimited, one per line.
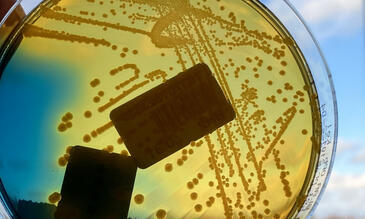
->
0, 0, 337, 218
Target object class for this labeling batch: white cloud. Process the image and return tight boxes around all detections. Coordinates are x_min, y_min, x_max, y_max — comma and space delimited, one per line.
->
298, 0, 362, 24
336, 138, 357, 153
331, 138, 365, 164
352, 150, 365, 164
312, 138, 365, 218
337, 138, 365, 165
327, 172, 365, 190
333, 139, 365, 177
289, 0, 364, 39
314, 171, 365, 218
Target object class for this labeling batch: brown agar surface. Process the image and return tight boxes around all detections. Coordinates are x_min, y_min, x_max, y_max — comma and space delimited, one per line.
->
6, 0, 322, 218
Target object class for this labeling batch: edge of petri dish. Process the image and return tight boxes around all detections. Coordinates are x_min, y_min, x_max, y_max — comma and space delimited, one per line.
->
0, 1, 49, 218
0, 0, 23, 27
0, 0, 338, 218
245, 1, 322, 218
0, 2, 24, 219
283, 0, 338, 217
261, 0, 338, 218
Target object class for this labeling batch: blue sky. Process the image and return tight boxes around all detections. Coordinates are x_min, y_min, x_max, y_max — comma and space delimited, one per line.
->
11, 0, 365, 218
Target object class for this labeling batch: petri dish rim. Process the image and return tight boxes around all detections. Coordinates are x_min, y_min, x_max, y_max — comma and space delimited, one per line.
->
280, 0, 338, 217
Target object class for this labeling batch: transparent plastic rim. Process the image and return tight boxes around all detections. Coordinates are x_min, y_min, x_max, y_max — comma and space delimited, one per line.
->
0, 0, 338, 218
0, 0, 22, 28
1, 1, 25, 218
266, 0, 338, 218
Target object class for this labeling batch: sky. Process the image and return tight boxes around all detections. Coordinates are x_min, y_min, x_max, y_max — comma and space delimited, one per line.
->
2, 0, 365, 218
